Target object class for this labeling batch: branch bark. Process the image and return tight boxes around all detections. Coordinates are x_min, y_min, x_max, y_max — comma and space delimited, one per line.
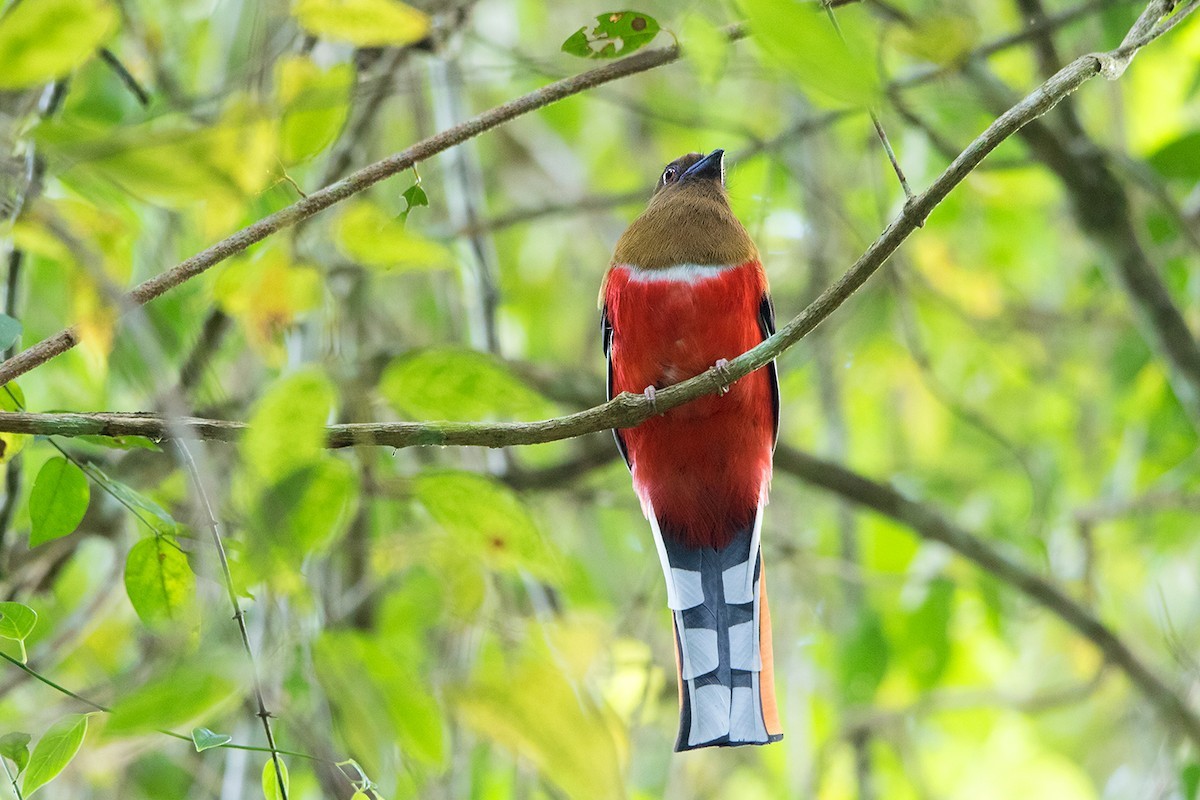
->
0, 26, 746, 387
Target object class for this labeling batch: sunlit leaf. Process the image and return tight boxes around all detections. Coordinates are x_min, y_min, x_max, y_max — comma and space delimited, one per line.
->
105, 660, 240, 737
381, 348, 553, 422
262, 757, 289, 800
0, 0, 116, 89
314, 631, 446, 767
124, 536, 196, 626
191, 727, 232, 752
893, 12, 979, 65
29, 457, 90, 547
1148, 131, 1200, 182
37, 102, 276, 207
277, 56, 354, 164
0, 732, 31, 775
334, 201, 453, 270
213, 247, 322, 359
415, 471, 559, 579
241, 369, 336, 484
253, 458, 357, 557
293, 0, 430, 46
562, 11, 660, 59
742, 0, 880, 107
458, 634, 625, 800
22, 715, 88, 797
0, 602, 37, 643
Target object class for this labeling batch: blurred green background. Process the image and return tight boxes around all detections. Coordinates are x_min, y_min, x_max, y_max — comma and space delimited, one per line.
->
0, 0, 1199, 797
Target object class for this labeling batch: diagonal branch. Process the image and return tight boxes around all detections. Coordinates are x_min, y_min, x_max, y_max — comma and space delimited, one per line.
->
0, 26, 747, 388
2, 1, 1188, 447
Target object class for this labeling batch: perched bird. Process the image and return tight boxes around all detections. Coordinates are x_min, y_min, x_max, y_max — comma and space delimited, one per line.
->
601, 149, 782, 750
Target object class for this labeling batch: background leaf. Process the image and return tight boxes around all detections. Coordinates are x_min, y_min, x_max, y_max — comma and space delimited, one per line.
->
29, 457, 90, 547
0, 0, 116, 89
381, 348, 553, 422
293, 0, 430, 46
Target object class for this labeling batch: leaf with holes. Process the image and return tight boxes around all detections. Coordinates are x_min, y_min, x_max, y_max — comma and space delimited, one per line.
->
124, 537, 196, 626
562, 10, 660, 59
22, 715, 88, 797
29, 457, 90, 547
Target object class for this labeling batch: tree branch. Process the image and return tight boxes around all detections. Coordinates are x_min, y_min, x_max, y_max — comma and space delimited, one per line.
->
772, 446, 1200, 747
0, 3, 1188, 443
0, 26, 746, 387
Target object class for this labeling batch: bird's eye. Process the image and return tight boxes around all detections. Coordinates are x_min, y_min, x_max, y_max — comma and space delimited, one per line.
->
662, 166, 678, 184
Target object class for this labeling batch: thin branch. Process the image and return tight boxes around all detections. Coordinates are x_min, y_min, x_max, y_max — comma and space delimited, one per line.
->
98, 48, 151, 107
772, 445, 1200, 747
0, 7, 1188, 446
0, 25, 748, 387
174, 443, 288, 800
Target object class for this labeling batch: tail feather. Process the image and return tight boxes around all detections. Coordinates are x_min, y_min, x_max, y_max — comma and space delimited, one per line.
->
650, 506, 783, 751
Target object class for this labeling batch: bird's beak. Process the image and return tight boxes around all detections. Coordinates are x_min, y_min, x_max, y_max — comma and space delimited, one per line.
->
682, 148, 725, 183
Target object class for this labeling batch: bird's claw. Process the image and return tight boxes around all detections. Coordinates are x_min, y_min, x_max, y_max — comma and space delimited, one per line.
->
643, 385, 658, 413
713, 358, 732, 396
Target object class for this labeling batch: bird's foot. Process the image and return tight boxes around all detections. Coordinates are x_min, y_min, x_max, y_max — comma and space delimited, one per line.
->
713, 358, 732, 396
642, 384, 658, 413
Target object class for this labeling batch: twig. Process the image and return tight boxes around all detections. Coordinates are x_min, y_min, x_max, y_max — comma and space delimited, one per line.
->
98, 48, 151, 106
174, 443, 288, 800
771, 445, 1200, 747
0, 7, 1189, 446
0, 25, 747, 387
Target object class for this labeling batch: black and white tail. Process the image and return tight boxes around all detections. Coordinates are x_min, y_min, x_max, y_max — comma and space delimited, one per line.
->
650, 507, 783, 751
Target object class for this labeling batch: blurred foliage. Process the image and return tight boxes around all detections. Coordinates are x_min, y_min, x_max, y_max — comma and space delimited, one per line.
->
0, 0, 1198, 798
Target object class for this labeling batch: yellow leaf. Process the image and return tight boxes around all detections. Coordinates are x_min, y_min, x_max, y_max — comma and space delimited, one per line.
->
213, 247, 322, 360
293, 0, 430, 47
335, 201, 453, 270
0, 0, 116, 89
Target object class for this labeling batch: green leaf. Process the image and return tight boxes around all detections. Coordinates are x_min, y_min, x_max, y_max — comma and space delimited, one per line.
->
681, 14, 731, 86
105, 661, 239, 737
0, 314, 21, 351
901, 578, 955, 689
29, 457, 90, 547
742, 0, 880, 107
293, 0, 430, 46
242, 369, 336, 484
75, 435, 161, 451
334, 201, 452, 270
88, 467, 179, 535
459, 634, 624, 800
261, 757, 289, 800
22, 715, 88, 797
124, 537, 196, 626
380, 348, 553, 422
0, 383, 29, 464
1148, 131, 1200, 182
190, 727, 232, 752
415, 471, 559, 579
399, 182, 429, 224
0, 732, 31, 775
1183, 762, 1200, 800
277, 56, 354, 164
561, 11, 660, 59
0, 602, 38, 663
0, 0, 116, 89
838, 606, 890, 706
253, 458, 357, 557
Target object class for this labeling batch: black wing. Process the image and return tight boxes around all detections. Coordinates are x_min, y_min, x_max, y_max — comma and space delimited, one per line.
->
602, 304, 631, 468
759, 294, 781, 448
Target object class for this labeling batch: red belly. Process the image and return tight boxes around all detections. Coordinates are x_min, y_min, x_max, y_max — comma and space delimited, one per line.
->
604, 262, 774, 549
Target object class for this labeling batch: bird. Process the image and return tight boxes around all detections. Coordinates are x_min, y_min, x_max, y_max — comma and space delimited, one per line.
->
600, 149, 782, 751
